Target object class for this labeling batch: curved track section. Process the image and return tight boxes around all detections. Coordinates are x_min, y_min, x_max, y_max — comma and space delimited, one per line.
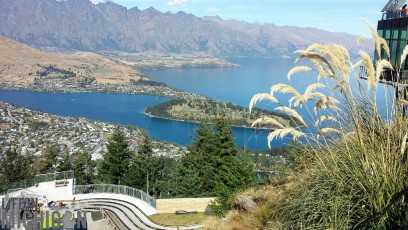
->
78, 198, 202, 230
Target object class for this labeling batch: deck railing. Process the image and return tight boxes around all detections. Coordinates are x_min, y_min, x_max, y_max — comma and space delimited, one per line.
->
382, 11, 407, 20
73, 184, 156, 209
0, 171, 74, 196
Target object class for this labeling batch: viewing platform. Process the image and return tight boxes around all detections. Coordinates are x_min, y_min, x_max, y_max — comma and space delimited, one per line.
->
0, 171, 204, 229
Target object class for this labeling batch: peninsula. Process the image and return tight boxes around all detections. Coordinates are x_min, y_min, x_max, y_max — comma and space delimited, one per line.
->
146, 98, 294, 128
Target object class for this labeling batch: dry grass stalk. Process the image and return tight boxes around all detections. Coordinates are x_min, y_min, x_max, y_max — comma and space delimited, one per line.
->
267, 128, 305, 148
252, 116, 285, 129
249, 93, 279, 113
287, 66, 312, 80
314, 115, 338, 126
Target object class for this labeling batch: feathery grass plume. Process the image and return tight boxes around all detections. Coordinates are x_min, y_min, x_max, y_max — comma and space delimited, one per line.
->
397, 99, 408, 105
287, 66, 312, 80
357, 36, 367, 46
275, 106, 306, 126
251, 116, 285, 129
306, 44, 340, 71
400, 45, 408, 70
304, 83, 326, 98
373, 59, 393, 90
270, 83, 303, 100
287, 84, 326, 108
364, 19, 382, 57
314, 115, 338, 126
314, 96, 340, 114
249, 93, 279, 113
402, 133, 408, 154
378, 37, 391, 59
319, 127, 341, 134
359, 51, 375, 81
333, 80, 349, 94
310, 59, 327, 81
329, 44, 350, 78
352, 59, 363, 69
267, 128, 305, 148
295, 50, 336, 77
306, 92, 327, 100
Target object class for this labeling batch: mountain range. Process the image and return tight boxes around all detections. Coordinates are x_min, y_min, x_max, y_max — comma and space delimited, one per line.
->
0, 0, 373, 57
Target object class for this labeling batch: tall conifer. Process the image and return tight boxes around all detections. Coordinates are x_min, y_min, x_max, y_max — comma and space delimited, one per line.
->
98, 126, 132, 184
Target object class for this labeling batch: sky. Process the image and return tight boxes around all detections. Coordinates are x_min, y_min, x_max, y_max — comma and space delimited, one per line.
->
90, 0, 388, 37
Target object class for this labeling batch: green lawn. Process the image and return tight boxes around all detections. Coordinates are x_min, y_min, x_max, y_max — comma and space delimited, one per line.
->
149, 213, 207, 227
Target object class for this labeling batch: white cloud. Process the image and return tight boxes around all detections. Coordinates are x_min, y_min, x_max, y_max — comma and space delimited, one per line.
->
167, 0, 188, 6
206, 8, 221, 13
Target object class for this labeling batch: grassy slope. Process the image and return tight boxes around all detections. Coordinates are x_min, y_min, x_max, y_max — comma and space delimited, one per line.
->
0, 36, 144, 84
149, 213, 207, 227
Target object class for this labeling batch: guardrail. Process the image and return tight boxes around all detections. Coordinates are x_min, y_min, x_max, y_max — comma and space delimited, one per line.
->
73, 184, 156, 209
382, 11, 407, 20
0, 171, 74, 196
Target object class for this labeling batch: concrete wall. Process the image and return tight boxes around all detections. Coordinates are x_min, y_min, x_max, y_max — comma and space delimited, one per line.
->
156, 197, 215, 214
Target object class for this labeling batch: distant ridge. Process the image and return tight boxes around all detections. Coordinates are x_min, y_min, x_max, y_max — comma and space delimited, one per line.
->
0, 0, 372, 57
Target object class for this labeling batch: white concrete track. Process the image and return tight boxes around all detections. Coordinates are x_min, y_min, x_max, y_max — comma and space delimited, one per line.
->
78, 198, 202, 230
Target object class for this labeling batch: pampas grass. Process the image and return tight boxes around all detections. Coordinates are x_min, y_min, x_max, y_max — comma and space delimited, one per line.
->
251, 116, 285, 129
244, 21, 408, 229
249, 93, 279, 113
206, 21, 408, 230
287, 66, 312, 80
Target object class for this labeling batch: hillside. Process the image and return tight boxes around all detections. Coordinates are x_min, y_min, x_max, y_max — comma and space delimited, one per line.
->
0, 0, 372, 57
0, 36, 145, 84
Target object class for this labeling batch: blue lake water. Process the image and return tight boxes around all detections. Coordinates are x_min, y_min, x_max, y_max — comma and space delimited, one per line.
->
0, 58, 393, 150
0, 89, 276, 149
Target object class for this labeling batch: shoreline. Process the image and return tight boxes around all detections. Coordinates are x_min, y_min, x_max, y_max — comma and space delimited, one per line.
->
0, 87, 279, 132
144, 112, 273, 131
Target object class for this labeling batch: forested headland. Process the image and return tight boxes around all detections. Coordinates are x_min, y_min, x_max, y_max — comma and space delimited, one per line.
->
145, 98, 296, 129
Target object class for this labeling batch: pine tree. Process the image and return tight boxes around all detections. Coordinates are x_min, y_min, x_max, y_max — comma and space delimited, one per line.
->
74, 152, 96, 185
57, 152, 72, 172
211, 117, 254, 216
124, 131, 165, 196
186, 124, 218, 196
0, 149, 31, 185
98, 126, 132, 184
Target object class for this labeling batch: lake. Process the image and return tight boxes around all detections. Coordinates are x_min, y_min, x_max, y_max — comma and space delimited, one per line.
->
0, 58, 391, 150
0, 59, 307, 150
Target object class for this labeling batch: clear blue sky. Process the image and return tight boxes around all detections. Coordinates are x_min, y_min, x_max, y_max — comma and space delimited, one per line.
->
92, 0, 388, 37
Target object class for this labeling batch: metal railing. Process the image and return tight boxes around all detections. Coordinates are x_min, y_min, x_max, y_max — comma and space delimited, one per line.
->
73, 184, 156, 209
0, 171, 74, 196
382, 11, 407, 20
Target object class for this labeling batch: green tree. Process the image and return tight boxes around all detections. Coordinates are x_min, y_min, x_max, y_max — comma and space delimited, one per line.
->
124, 131, 166, 196
211, 117, 254, 216
0, 149, 31, 186
57, 152, 72, 172
185, 124, 217, 197
33, 145, 59, 174
74, 152, 96, 185
98, 127, 132, 184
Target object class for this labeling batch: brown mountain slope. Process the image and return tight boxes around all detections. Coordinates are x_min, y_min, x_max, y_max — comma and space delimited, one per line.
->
0, 36, 144, 84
